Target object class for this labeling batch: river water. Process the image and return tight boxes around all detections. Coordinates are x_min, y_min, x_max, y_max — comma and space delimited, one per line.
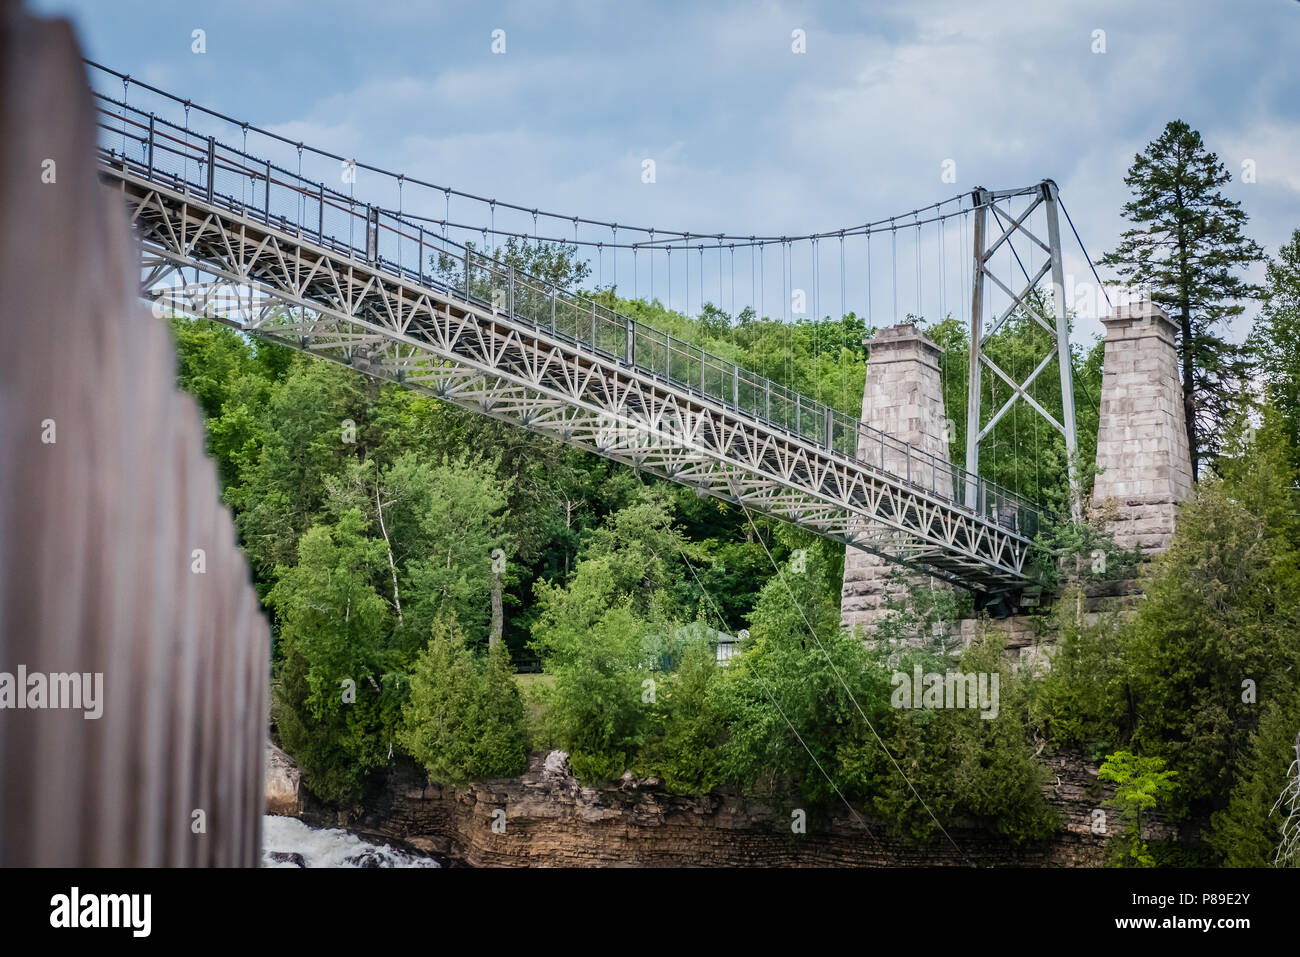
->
261, 815, 441, 868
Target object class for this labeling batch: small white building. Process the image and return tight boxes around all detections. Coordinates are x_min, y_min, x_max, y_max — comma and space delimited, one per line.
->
715, 633, 742, 665
663, 621, 746, 667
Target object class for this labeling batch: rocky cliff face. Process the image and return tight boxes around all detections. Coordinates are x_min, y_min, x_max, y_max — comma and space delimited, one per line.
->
288, 748, 1126, 867
265, 743, 303, 817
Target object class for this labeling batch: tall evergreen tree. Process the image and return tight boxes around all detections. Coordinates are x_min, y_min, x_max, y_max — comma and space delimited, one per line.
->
1246, 228, 1300, 476
1099, 120, 1263, 477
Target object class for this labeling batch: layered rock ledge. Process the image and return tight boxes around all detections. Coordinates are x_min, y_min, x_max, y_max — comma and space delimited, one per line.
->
278, 748, 1133, 867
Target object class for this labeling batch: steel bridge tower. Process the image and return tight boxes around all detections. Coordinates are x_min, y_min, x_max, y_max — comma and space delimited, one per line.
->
963, 181, 1081, 522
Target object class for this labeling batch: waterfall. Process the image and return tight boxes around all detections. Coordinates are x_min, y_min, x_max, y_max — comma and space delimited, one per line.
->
262, 816, 441, 868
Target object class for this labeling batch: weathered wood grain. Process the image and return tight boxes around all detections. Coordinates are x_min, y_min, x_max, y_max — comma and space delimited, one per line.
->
0, 1, 270, 866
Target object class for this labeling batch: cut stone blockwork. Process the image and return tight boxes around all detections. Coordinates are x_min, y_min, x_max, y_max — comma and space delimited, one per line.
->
841, 324, 952, 638
1091, 298, 1193, 553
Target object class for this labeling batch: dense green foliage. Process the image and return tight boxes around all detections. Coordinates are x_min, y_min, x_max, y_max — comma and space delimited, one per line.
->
166, 115, 1300, 864
1036, 412, 1300, 863
400, 613, 529, 785
714, 544, 1057, 842
638, 633, 726, 794
268, 511, 396, 804
529, 491, 690, 781
1246, 228, 1300, 475
1210, 696, 1300, 867
929, 303, 1103, 518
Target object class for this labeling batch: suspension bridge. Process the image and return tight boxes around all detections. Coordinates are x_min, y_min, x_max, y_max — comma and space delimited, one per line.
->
87, 61, 1099, 598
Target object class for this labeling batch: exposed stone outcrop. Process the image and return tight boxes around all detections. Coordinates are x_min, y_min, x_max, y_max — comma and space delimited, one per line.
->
265, 743, 303, 817
543, 750, 572, 777
310, 748, 1132, 867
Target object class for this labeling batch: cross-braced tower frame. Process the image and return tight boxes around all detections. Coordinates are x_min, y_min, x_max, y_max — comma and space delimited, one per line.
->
963, 180, 1081, 521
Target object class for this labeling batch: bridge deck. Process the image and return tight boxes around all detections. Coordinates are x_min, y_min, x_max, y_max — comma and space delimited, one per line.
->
92, 93, 1044, 592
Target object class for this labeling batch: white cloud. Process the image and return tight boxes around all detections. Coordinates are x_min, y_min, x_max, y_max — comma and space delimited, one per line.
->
74, 0, 1298, 339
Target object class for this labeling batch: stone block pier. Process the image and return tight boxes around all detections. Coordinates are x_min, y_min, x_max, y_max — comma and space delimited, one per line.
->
1090, 298, 1193, 552
840, 299, 1194, 649
840, 323, 952, 638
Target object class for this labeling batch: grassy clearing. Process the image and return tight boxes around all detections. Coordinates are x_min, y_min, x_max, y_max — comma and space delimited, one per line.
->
513, 672, 555, 748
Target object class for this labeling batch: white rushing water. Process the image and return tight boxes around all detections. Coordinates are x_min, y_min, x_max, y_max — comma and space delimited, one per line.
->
262, 815, 441, 868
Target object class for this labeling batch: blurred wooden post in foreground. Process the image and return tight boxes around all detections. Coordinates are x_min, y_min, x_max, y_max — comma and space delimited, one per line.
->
0, 0, 271, 866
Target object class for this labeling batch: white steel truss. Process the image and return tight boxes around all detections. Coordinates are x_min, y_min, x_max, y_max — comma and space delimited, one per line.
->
99, 161, 1040, 593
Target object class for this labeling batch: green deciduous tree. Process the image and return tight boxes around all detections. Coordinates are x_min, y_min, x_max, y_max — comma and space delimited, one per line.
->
1099, 750, 1177, 867
233, 359, 369, 576
168, 317, 255, 422
363, 453, 512, 651
539, 604, 654, 783
268, 509, 396, 804
530, 492, 694, 782
531, 489, 691, 634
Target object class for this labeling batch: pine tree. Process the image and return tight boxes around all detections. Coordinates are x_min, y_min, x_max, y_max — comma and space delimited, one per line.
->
1099, 120, 1263, 477
399, 612, 530, 785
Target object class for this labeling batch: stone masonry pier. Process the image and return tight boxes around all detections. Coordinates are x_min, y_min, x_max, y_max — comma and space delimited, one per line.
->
1090, 297, 1193, 554
841, 324, 951, 638
841, 298, 1194, 650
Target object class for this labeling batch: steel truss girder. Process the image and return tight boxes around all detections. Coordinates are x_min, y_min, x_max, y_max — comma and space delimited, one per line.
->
106, 166, 1036, 591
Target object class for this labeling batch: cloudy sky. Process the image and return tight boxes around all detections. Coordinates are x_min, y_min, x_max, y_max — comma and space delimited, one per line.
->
34, 0, 1300, 345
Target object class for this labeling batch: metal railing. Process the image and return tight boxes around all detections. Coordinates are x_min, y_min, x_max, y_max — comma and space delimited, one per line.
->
92, 93, 1041, 540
